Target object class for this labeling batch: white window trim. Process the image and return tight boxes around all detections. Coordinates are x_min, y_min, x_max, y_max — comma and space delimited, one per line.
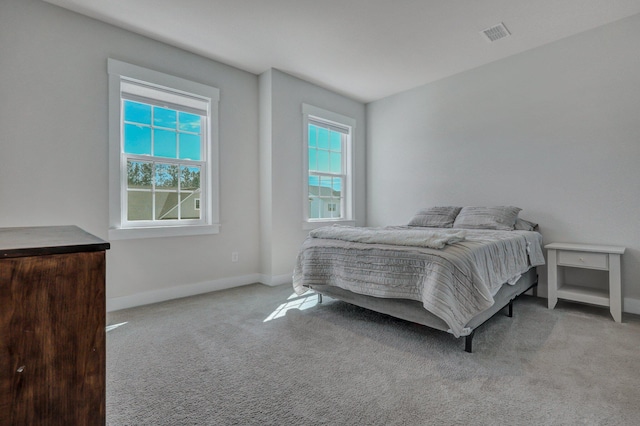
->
302, 104, 355, 230
108, 59, 220, 240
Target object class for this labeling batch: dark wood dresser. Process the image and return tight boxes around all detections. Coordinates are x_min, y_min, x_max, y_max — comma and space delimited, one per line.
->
0, 226, 110, 425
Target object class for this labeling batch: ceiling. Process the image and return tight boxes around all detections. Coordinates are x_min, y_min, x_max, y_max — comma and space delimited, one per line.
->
43, 0, 640, 103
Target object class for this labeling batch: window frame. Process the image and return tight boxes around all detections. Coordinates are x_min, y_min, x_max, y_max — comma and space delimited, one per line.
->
108, 59, 220, 240
302, 104, 355, 229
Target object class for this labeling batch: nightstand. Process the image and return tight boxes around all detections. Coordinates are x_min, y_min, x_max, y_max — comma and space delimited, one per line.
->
546, 242, 625, 322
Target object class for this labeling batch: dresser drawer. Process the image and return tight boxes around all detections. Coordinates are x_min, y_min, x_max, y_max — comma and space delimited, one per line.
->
557, 250, 608, 270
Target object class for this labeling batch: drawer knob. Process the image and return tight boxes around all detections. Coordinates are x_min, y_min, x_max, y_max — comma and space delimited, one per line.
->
16, 366, 25, 373
579, 257, 584, 262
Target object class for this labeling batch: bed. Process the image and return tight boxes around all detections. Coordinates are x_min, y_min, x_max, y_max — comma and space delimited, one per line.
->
292, 206, 546, 352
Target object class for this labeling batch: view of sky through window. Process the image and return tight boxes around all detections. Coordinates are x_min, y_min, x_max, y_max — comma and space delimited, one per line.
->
124, 100, 201, 160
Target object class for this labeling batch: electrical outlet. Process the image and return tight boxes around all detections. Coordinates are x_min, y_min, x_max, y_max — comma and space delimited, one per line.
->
231, 252, 239, 262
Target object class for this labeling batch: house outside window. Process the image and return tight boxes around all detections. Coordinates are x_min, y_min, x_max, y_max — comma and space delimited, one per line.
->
302, 104, 355, 227
108, 59, 220, 239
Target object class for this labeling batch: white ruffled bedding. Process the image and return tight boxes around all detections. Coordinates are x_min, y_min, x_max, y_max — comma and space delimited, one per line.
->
293, 226, 545, 337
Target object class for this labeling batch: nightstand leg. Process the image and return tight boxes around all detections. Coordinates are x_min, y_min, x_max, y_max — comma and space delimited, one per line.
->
609, 254, 622, 323
548, 249, 558, 309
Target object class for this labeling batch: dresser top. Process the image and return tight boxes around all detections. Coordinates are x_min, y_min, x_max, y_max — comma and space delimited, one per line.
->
0, 226, 110, 259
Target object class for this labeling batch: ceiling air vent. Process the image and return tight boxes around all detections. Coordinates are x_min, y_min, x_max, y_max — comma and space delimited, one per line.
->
481, 22, 510, 42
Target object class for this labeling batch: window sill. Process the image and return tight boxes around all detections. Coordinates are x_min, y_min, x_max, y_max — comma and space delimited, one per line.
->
108, 224, 220, 240
303, 220, 355, 231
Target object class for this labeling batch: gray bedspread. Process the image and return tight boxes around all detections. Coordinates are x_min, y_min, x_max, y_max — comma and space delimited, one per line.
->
293, 226, 545, 337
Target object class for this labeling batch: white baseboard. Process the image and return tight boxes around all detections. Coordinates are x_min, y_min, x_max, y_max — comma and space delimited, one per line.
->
624, 297, 640, 316
259, 273, 293, 286
106, 273, 262, 312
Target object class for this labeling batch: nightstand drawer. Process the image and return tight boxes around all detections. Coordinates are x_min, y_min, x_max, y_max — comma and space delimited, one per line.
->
557, 250, 608, 270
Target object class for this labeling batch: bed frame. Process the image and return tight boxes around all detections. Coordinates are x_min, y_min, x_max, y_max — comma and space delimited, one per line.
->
307, 268, 538, 353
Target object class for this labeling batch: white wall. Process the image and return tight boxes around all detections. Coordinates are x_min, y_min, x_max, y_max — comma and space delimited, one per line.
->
0, 0, 261, 308
259, 69, 366, 283
367, 13, 640, 308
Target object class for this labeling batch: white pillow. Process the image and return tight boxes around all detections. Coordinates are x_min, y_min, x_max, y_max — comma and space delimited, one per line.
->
408, 206, 462, 228
453, 206, 521, 231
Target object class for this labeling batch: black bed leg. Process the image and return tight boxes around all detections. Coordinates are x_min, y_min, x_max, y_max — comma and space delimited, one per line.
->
464, 331, 475, 353
508, 300, 513, 318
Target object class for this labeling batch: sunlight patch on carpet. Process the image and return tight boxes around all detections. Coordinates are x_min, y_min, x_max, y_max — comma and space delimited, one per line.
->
106, 322, 128, 332
263, 293, 319, 322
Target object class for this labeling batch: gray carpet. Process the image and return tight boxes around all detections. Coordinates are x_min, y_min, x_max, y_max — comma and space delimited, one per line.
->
106, 283, 640, 425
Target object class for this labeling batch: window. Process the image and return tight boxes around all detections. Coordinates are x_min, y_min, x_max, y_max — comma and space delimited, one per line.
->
108, 59, 220, 239
302, 104, 355, 227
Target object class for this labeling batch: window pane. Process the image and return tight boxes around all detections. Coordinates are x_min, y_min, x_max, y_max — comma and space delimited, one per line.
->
308, 125, 318, 148
308, 148, 317, 171
331, 198, 342, 218
154, 129, 177, 158
180, 166, 200, 191
308, 177, 320, 219
318, 176, 332, 197
317, 198, 331, 219
317, 127, 329, 149
124, 101, 151, 124
127, 191, 152, 221
155, 164, 178, 189
155, 192, 179, 220
124, 124, 151, 155
179, 112, 201, 133
331, 177, 343, 194
180, 193, 200, 219
154, 107, 177, 129
326, 201, 335, 217
127, 160, 152, 189
329, 131, 341, 151
317, 150, 329, 172
309, 199, 320, 219
330, 152, 342, 174
179, 133, 201, 160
